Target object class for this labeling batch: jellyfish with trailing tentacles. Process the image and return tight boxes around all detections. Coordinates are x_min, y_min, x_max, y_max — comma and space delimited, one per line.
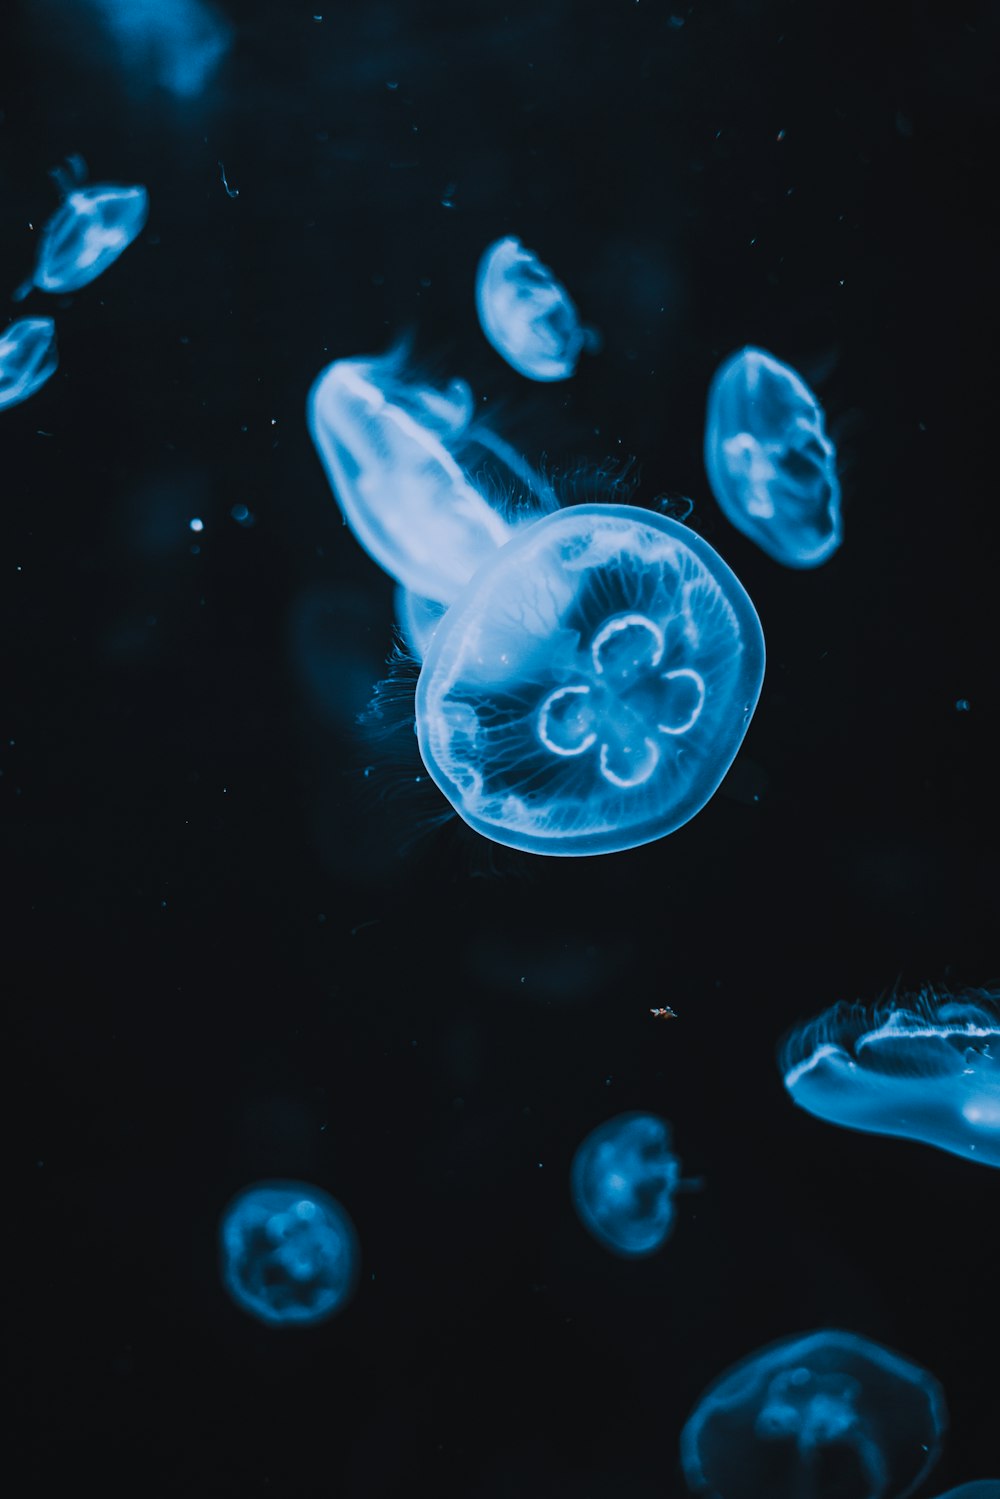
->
780, 987, 1000, 1167
704, 346, 842, 568
16, 157, 148, 299
0, 318, 58, 411
571, 1112, 685, 1257
414, 503, 765, 856
680, 1329, 946, 1499
219, 1179, 359, 1327
475, 236, 594, 382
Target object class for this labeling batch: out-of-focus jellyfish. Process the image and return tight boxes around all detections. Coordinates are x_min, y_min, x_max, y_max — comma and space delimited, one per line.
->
927, 1486, 1000, 1499
571, 1112, 683, 1256
219, 1179, 359, 1327
680, 1329, 946, 1499
308, 348, 516, 604
780, 987, 1000, 1167
704, 346, 842, 568
80, 0, 231, 98
415, 503, 765, 856
18, 158, 149, 297
0, 318, 58, 411
394, 586, 448, 661
475, 235, 594, 382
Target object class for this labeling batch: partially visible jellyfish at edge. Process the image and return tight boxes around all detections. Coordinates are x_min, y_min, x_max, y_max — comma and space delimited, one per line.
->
780, 986, 1000, 1167
926, 1486, 1000, 1499
704, 346, 842, 568
680, 1329, 947, 1499
476, 235, 596, 382
16, 156, 149, 298
415, 503, 765, 856
0, 318, 58, 411
571, 1112, 685, 1256
219, 1179, 359, 1327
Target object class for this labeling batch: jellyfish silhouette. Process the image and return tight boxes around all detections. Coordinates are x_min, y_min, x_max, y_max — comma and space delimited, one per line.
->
680, 1329, 946, 1499
0, 318, 57, 411
415, 503, 765, 856
475, 235, 593, 382
571, 1112, 684, 1256
780, 987, 1000, 1167
16, 158, 148, 298
927, 1486, 1000, 1499
219, 1180, 359, 1327
704, 346, 842, 568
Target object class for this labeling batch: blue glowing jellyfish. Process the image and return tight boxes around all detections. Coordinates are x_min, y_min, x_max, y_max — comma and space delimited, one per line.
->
704, 346, 842, 568
307, 347, 514, 604
415, 503, 765, 856
19, 159, 149, 297
0, 318, 58, 411
80, 0, 231, 99
394, 586, 448, 662
475, 235, 592, 382
219, 1179, 359, 1327
680, 1329, 946, 1499
928, 1486, 1000, 1499
781, 987, 1000, 1168
571, 1112, 683, 1256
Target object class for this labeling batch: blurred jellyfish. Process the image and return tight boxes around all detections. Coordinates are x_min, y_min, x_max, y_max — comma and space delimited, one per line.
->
571, 1112, 683, 1256
680, 1329, 946, 1499
394, 586, 448, 661
18, 158, 149, 297
415, 503, 765, 856
780, 987, 1000, 1167
927, 1487, 1000, 1499
78, 0, 231, 98
0, 318, 58, 411
476, 236, 594, 382
219, 1179, 359, 1327
704, 346, 842, 568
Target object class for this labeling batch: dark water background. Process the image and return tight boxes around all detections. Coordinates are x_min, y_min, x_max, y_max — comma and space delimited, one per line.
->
3, 1, 996, 1494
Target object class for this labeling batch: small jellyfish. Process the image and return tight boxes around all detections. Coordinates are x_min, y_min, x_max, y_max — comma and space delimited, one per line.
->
475, 235, 592, 382
571, 1112, 683, 1256
780, 987, 1000, 1167
394, 586, 448, 661
219, 1179, 359, 1327
415, 503, 765, 856
704, 346, 842, 568
0, 318, 58, 411
680, 1329, 947, 1499
307, 347, 513, 604
20, 159, 149, 297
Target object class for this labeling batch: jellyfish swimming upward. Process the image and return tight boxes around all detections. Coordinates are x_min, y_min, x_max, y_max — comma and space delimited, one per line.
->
0, 318, 58, 411
680, 1329, 947, 1499
571, 1112, 683, 1257
415, 503, 765, 856
21, 162, 149, 296
475, 235, 591, 381
704, 346, 842, 568
780, 987, 1000, 1168
219, 1179, 359, 1327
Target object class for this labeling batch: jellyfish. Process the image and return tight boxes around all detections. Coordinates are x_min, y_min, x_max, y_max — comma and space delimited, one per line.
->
0, 318, 58, 411
414, 503, 765, 856
780, 987, 1000, 1167
475, 235, 593, 382
219, 1179, 359, 1327
77, 0, 231, 99
680, 1329, 947, 1499
704, 346, 842, 568
394, 586, 448, 661
17, 157, 149, 298
571, 1112, 684, 1256
927, 1486, 1000, 1499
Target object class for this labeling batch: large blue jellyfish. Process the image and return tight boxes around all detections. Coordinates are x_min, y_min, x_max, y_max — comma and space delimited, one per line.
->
780, 987, 1000, 1167
0, 318, 58, 411
704, 346, 842, 568
219, 1180, 359, 1327
571, 1112, 683, 1256
19, 160, 149, 297
475, 235, 592, 382
680, 1329, 947, 1499
415, 503, 765, 856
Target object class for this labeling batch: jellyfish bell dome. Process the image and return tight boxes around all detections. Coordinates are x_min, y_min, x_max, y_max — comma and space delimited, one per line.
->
475, 235, 589, 382
570, 1111, 683, 1257
415, 502, 765, 856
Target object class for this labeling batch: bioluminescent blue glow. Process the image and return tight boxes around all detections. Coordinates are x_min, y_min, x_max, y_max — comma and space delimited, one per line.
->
307, 347, 513, 604
704, 346, 842, 568
395, 586, 448, 661
680, 1329, 946, 1499
23, 166, 149, 296
475, 235, 590, 382
927, 1485, 1000, 1499
0, 318, 58, 411
219, 1179, 359, 1327
80, 0, 231, 97
781, 987, 1000, 1167
570, 1112, 682, 1256
415, 503, 765, 856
